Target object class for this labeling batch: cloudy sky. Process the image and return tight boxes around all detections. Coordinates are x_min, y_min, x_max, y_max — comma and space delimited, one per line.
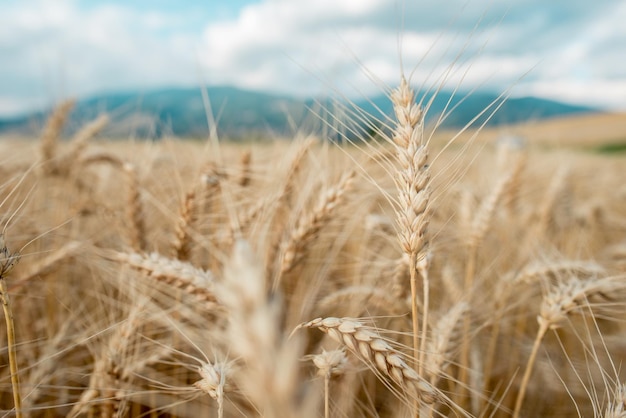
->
1, 0, 625, 117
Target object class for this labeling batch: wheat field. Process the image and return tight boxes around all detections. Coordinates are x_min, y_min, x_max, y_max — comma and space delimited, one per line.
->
1, 84, 626, 418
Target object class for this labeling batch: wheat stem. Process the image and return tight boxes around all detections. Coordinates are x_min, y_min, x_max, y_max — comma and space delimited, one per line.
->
512, 321, 548, 418
0, 235, 22, 418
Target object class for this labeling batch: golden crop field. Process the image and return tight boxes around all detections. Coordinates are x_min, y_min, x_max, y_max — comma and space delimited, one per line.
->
1, 88, 626, 418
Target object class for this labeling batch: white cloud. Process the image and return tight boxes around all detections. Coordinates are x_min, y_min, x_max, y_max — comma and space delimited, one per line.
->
520, 79, 626, 110
1, 0, 625, 117
199, 1, 531, 98
198, 0, 626, 110
0, 0, 203, 116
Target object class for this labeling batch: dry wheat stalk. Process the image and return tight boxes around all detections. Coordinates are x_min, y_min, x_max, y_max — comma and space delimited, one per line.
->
265, 137, 314, 275
218, 239, 303, 416
282, 136, 315, 204
21, 321, 76, 415
173, 188, 198, 261
194, 360, 231, 418
391, 78, 430, 262
221, 193, 272, 249
0, 234, 22, 418
238, 150, 252, 187
482, 259, 608, 400
198, 163, 224, 270
111, 251, 219, 310
68, 304, 165, 418
495, 138, 527, 214
535, 166, 569, 233
513, 274, 626, 418
390, 77, 432, 382
57, 114, 110, 175
39, 99, 75, 174
277, 170, 355, 284
311, 348, 348, 378
123, 163, 147, 252
537, 276, 624, 331
459, 164, 516, 402
426, 301, 469, 386
310, 349, 348, 418
466, 166, 516, 252
296, 317, 438, 404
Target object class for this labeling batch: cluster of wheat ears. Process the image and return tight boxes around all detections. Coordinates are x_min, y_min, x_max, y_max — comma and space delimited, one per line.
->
0, 76, 625, 418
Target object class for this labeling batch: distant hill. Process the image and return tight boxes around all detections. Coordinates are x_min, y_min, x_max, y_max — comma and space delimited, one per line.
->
0, 86, 597, 139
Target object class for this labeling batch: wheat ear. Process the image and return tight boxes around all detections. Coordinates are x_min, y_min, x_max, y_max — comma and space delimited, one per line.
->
536, 166, 569, 234
173, 188, 198, 261
111, 251, 219, 310
123, 163, 147, 252
218, 239, 303, 416
221, 195, 270, 248
39, 99, 75, 174
276, 170, 355, 286
426, 301, 469, 387
238, 149, 252, 187
58, 114, 109, 175
265, 136, 314, 275
390, 77, 431, 378
197, 164, 223, 270
194, 360, 231, 418
68, 303, 166, 418
513, 274, 626, 418
309, 349, 348, 418
296, 317, 438, 404
458, 165, 516, 402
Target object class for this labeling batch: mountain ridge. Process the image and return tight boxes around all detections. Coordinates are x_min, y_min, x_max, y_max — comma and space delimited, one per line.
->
0, 86, 598, 139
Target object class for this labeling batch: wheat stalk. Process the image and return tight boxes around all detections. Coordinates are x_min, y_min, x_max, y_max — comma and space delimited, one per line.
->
57, 114, 110, 176
194, 360, 231, 418
295, 316, 438, 404
39, 99, 75, 175
173, 188, 198, 261
459, 164, 516, 402
111, 251, 219, 310
535, 166, 569, 234
276, 170, 355, 285
123, 163, 147, 252
425, 301, 469, 387
513, 274, 626, 418
390, 77, 431, 382
68, 303, 165, 418
265, 137, 314, 275
0, 234, 22, 418
238, 150, 252, 187
309, 349, 348, 418
218, 239, 303, 416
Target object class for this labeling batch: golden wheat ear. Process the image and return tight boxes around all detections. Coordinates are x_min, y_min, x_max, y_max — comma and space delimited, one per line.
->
39, 99, 76, 175
295, 317, 438, 404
